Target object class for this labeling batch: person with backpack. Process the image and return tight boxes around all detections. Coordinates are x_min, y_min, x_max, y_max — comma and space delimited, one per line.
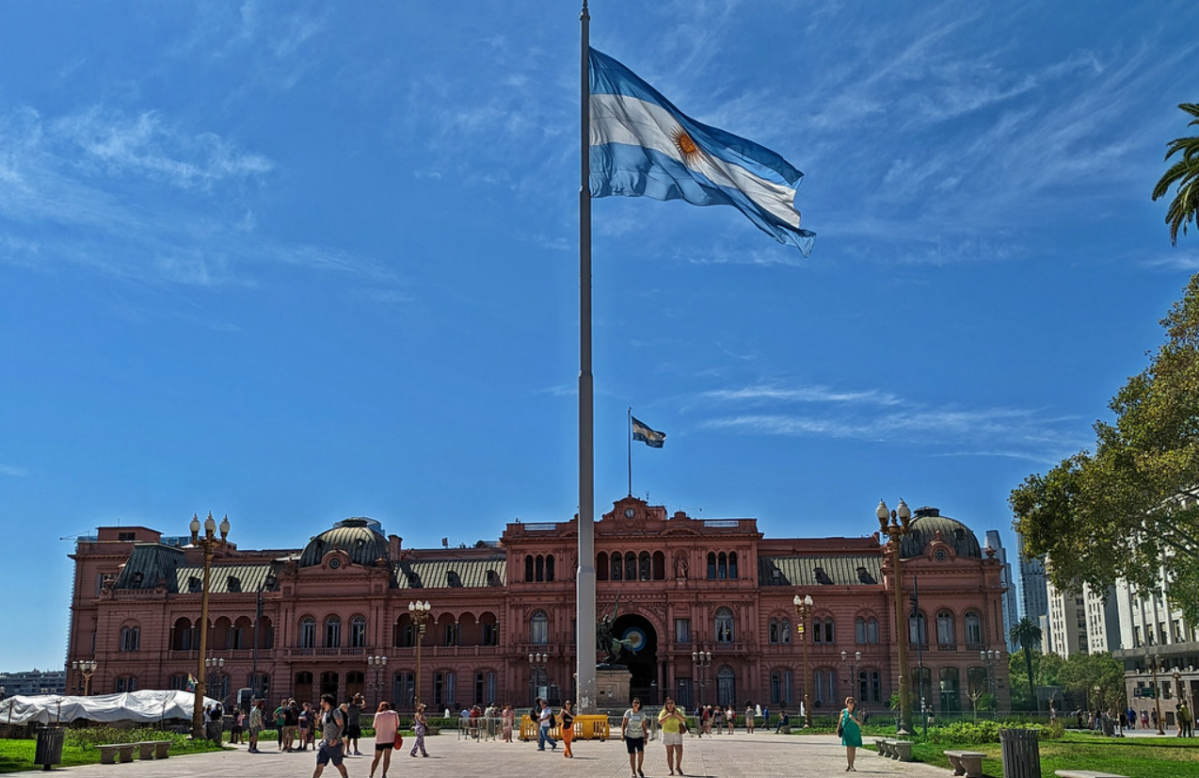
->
312, 693, 349, 778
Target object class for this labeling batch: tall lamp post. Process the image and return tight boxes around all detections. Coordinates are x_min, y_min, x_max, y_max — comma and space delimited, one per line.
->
251, 573, 277, 702
877, 498, 913, 735
368, 655, 388, 709
190, 512, 230, 739
840, 650, 862, 702
73, 660, 97, 696
692, 648, 712, 711
1150, 653, 1165, 735
205, 657, 226, 705
793, 594, 814, 727
529, 652, 549, 705
979, 650, 1002, 698
408, 601, 431, 709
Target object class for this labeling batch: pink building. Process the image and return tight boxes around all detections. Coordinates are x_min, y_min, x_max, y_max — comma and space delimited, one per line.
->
66, 497, 1009, 715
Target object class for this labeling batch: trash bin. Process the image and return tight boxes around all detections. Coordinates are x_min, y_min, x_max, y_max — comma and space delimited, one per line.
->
999, 727, 1040, 778
34, 726, 65, 771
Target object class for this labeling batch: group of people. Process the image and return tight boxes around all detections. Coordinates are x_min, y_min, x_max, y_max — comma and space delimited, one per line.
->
1123, 703, 1193, 736
693, 704, 747, 736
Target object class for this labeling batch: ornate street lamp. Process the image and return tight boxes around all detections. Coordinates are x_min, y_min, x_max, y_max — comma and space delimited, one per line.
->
408, 601, 432, 709
691, 648, 713, 712
979, 650, 1003, 699
1150, 653, 1165, 736
793, 594, 814, 727
72, 660, 98, 696
205, 657, 226, 704
877, 498, 913, 735
190, 512, 229, 739
251, 573, 277, 701
529, 652, 549, 706
841, 650, 862, 702
368, 655, 388, 709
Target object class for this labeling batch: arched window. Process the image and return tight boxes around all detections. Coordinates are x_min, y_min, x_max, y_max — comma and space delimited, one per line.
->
715, 607, 735, 643
716, 665, 736, 706
964, 611, 983, 646
611, 552, 623, 581
325, 615, 341, 648
530, 610, 549, 644
936, 610, 956, 646
729, 551, 738, 579
597, 552, 609, 581
967, 666, 989, 696
535, 555, 545, 582
814, 616, 834, 644
525, 555, 534, 582
546, 555, 555, 582
120, 625, 140, 652
350, 616, 367, 648
855, 617, 867, 644
939, 667, 961, 712
823, 617, 835, 643
908, 611, 927, 646
652, 551, 666, 580
639, 551, 651, 581
769, 617, 781, 644
718, 552, 728, 579
867, 617, 879, 644
770, 669, 793, 704
814, 669, 837, 706
624, 552, 636, 581
171, 617, 194, 651
707, 552, 717, 579
781, 618, 792, 644
300, 617, 316, 649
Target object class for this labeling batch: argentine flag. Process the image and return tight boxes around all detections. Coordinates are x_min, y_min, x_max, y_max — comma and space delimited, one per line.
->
589, 48, 815, 256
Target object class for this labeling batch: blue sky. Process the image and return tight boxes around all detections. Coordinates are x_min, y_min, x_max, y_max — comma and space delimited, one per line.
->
2, 1, 1197, 672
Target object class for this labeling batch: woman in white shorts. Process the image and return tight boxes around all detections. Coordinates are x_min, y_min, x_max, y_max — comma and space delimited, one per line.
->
657, 697, 687, 776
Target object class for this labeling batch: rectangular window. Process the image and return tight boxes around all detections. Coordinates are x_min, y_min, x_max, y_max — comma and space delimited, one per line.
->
445, 623, 459, 646
395, 672, 415, 707
675, 619, 691, 643
482, 622, 499, 646
400, 624, 415, 648
434, 673, 445, 706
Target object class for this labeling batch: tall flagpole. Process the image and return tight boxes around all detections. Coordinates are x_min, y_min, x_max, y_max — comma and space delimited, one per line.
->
627, 408, 633, 497
576, 0, 597, 715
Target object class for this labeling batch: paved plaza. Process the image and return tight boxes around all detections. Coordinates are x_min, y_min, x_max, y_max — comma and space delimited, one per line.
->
39, 732, 957, 778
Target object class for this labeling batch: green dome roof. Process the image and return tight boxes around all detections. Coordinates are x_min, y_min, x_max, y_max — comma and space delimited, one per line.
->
899, 508, 982, 559
300, 518, 389, 567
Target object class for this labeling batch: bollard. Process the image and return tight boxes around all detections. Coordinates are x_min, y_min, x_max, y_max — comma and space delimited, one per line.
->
999, 728, 1040, 778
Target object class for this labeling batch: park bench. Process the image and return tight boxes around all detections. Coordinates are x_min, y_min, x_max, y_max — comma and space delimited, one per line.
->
877, 739, 913, 761
97, 743, 137, 764
944, 749, 986, 777
1054, 771, 1130, 778
136, 740, 172, 759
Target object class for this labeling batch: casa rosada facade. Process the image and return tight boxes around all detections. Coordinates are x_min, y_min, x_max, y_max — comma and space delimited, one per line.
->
67, 496, 1010, 715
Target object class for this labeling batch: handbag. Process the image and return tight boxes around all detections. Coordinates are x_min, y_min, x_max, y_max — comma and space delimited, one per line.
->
679, 720, 688, 735
836, 711, 845, 737
393, 732, 403, 749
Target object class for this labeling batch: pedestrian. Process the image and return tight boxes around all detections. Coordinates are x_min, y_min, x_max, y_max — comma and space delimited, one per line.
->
284, 698, 300, 751
726, 705, 736, 735
299, 702, 312, 751
701, 705, 711, 736
774, 704, 788, 733
537, 698, 558, 751
559, 700, 575, 757
410, 702, 429, 757
839, 696, 864, 772
657, 696, 686, 776
230, 707, 244, 744
501, 703, 515, 742
713, 705, 723, 734
369, 700, 399, 778
621, 698, 649, 778
248, 699, 264, 753
1141, 709, 1149, 729
1177, 701, 1192, 738
346, 695, 364, 756
745, 703, 755, 733
312, 693, 349, 778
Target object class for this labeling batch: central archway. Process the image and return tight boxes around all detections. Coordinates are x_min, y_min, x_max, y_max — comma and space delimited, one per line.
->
611, 613, 659, 705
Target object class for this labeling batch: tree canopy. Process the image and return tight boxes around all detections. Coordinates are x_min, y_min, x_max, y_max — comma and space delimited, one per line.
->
1011, 274, 1199, 628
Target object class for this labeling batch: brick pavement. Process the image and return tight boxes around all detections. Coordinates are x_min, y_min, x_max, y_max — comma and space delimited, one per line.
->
43, 732, 956, 778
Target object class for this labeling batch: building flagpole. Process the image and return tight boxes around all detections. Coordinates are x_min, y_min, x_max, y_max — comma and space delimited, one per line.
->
628, 407, 633, 497
576, 0, 597, 715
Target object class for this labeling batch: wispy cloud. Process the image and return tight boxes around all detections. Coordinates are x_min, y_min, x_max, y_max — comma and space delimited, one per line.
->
0, 464, 28, 478
700, 380, 1086, 461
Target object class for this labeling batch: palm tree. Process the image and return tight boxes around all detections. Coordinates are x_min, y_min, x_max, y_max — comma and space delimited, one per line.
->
1152, 103, 1199, 245
1010, 617, 1043, 710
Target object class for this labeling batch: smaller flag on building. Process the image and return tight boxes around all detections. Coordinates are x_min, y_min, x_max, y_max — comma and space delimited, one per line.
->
186, 674, 197, 692
631, 416, 666, 448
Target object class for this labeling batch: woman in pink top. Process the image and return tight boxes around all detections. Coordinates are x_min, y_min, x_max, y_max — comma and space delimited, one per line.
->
370, 701, 401, 778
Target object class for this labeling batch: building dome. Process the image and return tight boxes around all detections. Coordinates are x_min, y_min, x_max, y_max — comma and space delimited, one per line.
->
898, 507, 982, 559
299, 518, 389, 567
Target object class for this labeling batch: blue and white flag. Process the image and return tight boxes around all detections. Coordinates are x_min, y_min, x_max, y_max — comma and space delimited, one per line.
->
589, 48, 815, 255
631, 416, 666, 448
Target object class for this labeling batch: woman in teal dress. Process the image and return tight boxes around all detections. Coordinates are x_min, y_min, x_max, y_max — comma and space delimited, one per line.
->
839, 696, 864, 772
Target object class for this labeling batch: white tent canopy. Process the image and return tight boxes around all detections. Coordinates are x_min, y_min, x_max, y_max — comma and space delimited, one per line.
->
1, 689, 218, 726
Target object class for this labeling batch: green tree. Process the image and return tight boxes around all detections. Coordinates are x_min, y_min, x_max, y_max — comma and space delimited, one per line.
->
1011, 274, 1199, 629
1057, 653, 1124, 711
1010, 617, 1043, 710
1152, 103, 1199, 245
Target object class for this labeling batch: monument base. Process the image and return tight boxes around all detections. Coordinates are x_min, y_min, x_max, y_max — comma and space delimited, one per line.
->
595, 664, 632, 708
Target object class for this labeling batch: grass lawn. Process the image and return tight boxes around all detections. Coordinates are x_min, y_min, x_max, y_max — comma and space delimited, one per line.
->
867, 731, 1199, 778
0, 731, 223, 774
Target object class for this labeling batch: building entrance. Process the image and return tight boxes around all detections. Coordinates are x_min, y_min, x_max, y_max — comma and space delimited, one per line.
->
612, 613, 659, 705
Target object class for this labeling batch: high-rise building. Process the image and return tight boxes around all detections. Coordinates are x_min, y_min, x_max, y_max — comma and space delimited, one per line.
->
1016, 532, 1048, 625
985, 530, 1019, 652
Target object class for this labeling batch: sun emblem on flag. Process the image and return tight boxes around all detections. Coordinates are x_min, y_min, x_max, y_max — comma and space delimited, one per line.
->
672, 126, 701, 165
